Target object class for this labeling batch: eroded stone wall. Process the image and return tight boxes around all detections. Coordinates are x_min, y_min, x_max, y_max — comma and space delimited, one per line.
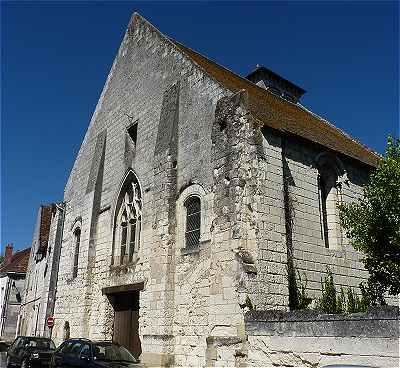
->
245, 308, 399, 367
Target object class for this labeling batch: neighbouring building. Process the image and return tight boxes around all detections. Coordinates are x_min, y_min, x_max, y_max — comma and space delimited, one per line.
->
0, 245, 30, 341
24, 12, 395, 366
19, 203, 65, 338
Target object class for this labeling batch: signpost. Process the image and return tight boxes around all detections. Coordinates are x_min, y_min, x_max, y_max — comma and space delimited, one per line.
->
47, 316, 55, 328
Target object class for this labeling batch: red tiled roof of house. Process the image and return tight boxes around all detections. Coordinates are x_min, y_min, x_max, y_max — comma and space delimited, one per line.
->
0, 247, 31, 275
37, 204, 55, 256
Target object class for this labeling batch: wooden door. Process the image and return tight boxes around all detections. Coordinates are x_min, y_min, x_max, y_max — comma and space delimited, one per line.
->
113, 309, 132, 350
130, 310, 141, 358
111, 291, 141, 359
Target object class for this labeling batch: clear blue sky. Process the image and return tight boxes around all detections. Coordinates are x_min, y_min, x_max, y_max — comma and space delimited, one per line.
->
1, 1, 399, 252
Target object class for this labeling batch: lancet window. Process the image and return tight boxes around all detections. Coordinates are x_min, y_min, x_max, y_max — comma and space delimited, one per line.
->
113, 172, 142, 265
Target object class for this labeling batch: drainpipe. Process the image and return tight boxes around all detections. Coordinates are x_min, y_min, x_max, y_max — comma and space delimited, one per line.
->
11, 281, 22, 338
0, 277, 11, 338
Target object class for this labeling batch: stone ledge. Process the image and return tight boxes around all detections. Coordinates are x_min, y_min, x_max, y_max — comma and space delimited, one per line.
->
245, 306, 399, 323
206, 335, 244, 347
180, 247, 200, 256
245, 307, 399, 339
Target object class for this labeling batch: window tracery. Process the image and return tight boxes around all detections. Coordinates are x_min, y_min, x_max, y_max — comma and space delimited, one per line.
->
113, 171, 142, 265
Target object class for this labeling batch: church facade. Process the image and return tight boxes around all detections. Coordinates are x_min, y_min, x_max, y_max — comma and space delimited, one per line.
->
33, 13, 380, 366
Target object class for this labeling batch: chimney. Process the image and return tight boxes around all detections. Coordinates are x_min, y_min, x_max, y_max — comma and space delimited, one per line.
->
245, 65, 306, 103
4, 244, 13, 265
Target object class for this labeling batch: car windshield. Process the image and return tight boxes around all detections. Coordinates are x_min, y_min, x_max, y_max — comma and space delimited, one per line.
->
24, 338, 55, 350
93, 343, 136, 362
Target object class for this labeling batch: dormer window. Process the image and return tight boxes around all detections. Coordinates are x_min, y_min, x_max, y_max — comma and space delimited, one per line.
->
268, 86, 282, 97
283, 93, 297, 103
245, 65, 306, 103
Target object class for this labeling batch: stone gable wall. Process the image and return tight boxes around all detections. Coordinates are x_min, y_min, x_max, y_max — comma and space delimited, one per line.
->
52, 14, 237, 367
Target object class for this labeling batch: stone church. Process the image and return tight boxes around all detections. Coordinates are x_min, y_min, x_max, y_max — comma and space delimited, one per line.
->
22, 12, 381, 366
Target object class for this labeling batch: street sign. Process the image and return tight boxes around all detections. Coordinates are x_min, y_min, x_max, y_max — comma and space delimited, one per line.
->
47, 316, 55, 328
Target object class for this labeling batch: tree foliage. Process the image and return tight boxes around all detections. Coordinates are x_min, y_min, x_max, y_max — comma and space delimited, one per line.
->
339, 136, 400, 299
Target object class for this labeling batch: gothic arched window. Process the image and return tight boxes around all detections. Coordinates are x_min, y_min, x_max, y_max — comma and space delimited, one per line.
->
113, 171, 142, 265
184, 196, 201, 248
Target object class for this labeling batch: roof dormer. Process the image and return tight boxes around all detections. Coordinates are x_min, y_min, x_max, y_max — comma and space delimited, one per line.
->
245, 65, 306, 103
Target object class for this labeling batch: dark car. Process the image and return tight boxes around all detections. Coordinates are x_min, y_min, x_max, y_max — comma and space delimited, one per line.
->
50, 338, 141, 368
6, 336, 56, 368
0, 341, 10, 352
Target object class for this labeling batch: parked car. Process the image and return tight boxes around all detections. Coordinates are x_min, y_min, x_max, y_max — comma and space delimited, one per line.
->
6, 336, 56, 367
50, 338, 140, 367
0, 341, 10, 352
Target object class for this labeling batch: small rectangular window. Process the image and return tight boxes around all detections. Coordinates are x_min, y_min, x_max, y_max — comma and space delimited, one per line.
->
72, 229, 81, 278
127, 122, 138, 145
185, 197, 201, 248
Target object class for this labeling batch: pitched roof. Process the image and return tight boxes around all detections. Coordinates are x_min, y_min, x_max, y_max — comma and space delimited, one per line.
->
126, 13, 380, 167
171, 41, 380, 167
0, 247, 31, 275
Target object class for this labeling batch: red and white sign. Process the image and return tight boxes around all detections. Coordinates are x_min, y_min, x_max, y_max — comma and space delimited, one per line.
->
47, 316, 55, 328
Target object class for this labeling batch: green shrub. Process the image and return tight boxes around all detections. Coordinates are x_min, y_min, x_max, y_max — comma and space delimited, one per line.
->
347, 287, 360, 313
295, 269, 377, 314
296, 271, 312, 310
316, 269, 337, 313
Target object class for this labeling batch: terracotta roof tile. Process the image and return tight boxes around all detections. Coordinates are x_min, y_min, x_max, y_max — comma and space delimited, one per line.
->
37, 204, 55, 255
0, 247, 31, 275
